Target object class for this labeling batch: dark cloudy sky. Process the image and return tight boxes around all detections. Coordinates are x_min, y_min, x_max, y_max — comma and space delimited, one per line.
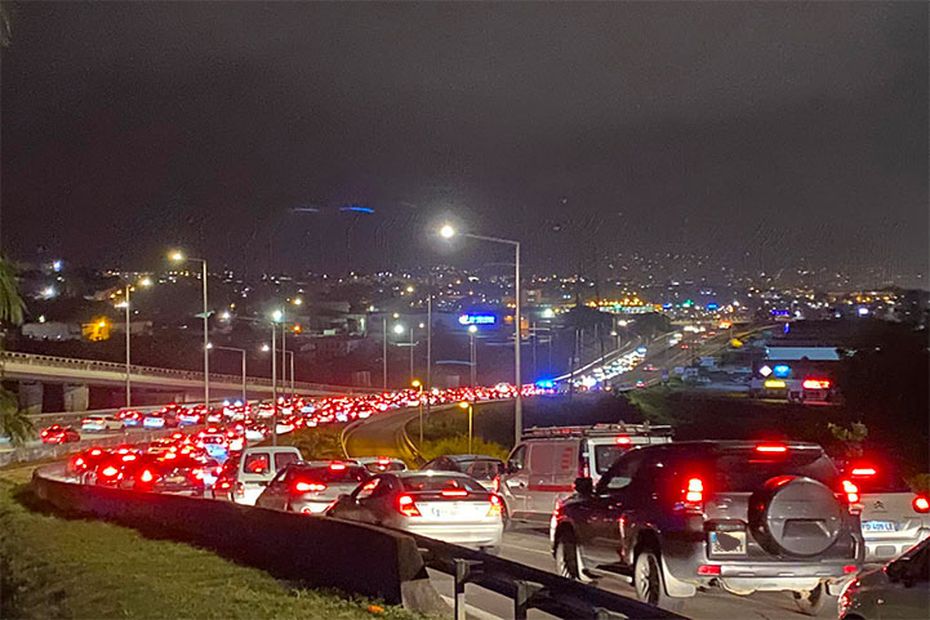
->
1, 2, 927, 282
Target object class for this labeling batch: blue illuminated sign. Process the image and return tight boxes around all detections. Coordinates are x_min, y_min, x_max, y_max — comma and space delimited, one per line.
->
706, 303, 719, 311
535, 379, 555, 389
773, 364, 791, 378
458, 314, 496, 326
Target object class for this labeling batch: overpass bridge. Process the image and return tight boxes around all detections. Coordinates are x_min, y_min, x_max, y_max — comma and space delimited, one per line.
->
0, 351, 376, 414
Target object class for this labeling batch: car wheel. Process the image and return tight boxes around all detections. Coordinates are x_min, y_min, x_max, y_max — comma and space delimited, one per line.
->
793, 583, 834, 616
554, 531, 591, 583
633, 549, 674, 608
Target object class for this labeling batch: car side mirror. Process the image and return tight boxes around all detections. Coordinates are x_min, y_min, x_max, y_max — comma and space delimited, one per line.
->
886, 558, 910, 584
574, 477, 594, 496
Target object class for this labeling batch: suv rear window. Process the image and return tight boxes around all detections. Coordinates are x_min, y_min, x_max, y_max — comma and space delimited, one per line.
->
593, 444, 631, 474
709, 449, 838, 491
290, 465, 368, 484
401, 475, 486, 492
274, 452, 300, 470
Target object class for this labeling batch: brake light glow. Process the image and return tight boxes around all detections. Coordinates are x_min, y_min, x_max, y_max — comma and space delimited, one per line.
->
697, 565, 720, 576
377, 457, 391, 465
74, 457, 85, 467
685, 477, 704, 503
802, 378, 831, 390
615, 436, 631, 445
294, 481, 327, 493
755, 444, 788, 454
491, 476, 500, 493
843, 565, 858, 574
488, 494, 503, 518
329, 463, 347, 471
102, 466, 119, 477
841, 479, 860, 504
121, 454, 137, 462
90, 449, 102, 456
913, 496, 930, 513
397, 494, 421, 517
850, 467, 877, 477
139, 469, 154, 483
440, 489, 468, 497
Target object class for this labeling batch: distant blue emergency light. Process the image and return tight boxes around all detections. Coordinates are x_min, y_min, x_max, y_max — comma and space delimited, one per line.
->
706, 303, 719, 311
773, 364, 791, 378
535, 379, 555, 389
458, 314, 496, 326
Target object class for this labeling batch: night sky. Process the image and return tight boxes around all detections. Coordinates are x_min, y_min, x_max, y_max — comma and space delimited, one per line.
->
1, 2, 927, 282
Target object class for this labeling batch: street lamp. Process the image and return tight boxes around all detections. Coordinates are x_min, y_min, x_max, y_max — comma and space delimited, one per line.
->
169, 250, 211, 408
119, 276, 153, 407
211, 345, 247, 404
458, 400, 474, 453
412, 379, 424, 446
439, 224, 523, 444
467, 324, 478, 386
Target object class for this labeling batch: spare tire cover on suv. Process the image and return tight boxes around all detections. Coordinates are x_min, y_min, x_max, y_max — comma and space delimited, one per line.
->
749, 475, 843, 557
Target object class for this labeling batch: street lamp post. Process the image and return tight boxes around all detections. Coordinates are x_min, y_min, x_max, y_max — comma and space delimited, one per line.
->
468, 324, 478, 386
382, 316, 388, 389
212, 345, 247, 404
458, 400, 474, 453
270, 309, 283, 446
120, 276, 152, 408
170, 252, 210, 407
440, 225, 522, 444
412, 379, 424, 446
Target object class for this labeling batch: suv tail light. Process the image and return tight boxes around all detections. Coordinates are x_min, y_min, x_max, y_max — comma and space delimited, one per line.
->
913, 495, 930, 514
850, 467, 877, 477
397, 494, 421, 517
676, 477, 705, 513
755, 444, 787, 454
841, 479, 860, 504
487, 494, 503, 518
440, 489, 468, 498
293, 481, 327, 493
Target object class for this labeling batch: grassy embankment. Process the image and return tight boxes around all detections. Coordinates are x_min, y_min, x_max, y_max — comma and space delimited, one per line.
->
0, 463, 423, 619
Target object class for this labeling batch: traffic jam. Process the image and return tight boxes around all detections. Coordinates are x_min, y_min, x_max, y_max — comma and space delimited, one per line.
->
53, 390, 928, 619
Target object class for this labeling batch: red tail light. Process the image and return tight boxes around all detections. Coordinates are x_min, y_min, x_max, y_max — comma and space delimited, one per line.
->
440, 489, 468, 498
293, 481, 327, 493
677, 477, 705, 513
397, 494, 421, 517
329, 462, 347, 471
121, 454, 137, 462
802, 378, 831, 390
491, 476, 500, 493
913, 496, 930, 514
101, 466, 119, 477
850, 467, 877, 477
139, 469, 155, 483
841, 479, 860, 504
755, 444, 787, 454
90, 449, 103, 456
73, 457, 85, 468
615, 436, 631, 445
697, 564, 720, 576
487, 494, 503, 518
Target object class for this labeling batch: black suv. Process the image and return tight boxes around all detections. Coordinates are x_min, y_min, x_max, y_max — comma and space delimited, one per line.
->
550, 441, 864, 615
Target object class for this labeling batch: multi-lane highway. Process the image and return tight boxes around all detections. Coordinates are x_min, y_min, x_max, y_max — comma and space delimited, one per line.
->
342, 404, 828, 619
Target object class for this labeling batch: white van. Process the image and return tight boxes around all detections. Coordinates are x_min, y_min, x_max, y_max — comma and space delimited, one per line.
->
497, 423, 672, 524
233, 446, 303, 506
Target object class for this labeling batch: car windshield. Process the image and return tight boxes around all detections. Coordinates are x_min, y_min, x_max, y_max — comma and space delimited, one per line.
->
291, 465, 368, 484
593, 444, 631, 475
401, 475, 486, 492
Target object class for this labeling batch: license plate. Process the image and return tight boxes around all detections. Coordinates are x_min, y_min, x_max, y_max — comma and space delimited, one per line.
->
862, 520, 896, 533
709, 530, 746, 555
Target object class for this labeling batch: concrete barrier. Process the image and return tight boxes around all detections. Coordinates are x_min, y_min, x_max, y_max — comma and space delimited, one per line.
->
31, 465, 428, 605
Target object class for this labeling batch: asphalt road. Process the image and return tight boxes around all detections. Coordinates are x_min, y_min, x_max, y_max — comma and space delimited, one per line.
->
342, 379, 840, 618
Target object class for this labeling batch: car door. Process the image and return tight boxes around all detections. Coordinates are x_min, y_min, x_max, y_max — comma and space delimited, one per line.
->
501, 444, 529, 517
333, 476, 386, 524
883, 542, 930, 619
526, 443, 559, 518
256, 468, 289, 510
577, 451, 644, 567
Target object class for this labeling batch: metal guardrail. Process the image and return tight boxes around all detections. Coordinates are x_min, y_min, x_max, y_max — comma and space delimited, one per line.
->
0, 350, 378, 394
414, 534, 686, 619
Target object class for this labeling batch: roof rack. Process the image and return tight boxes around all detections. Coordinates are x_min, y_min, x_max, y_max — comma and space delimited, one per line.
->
521, 422, 674, 439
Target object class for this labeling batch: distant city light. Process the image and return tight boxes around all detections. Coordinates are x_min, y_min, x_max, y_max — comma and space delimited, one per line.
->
392, 323, 405, 335
857, 307, 869, 317
439, 224, 456, 239
51, 260, 63, 272
261, 343, 270, 352
759, 365, 773, 377
41, 285, 57, 299
271, 309, 284, 322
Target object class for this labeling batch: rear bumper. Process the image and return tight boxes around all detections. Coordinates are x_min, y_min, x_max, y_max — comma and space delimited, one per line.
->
405, 522, 503, 548
864, 530, 930, 562
290, 500, 332, 514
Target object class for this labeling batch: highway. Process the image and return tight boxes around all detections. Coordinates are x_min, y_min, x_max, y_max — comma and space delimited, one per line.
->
342, 405, 826, 619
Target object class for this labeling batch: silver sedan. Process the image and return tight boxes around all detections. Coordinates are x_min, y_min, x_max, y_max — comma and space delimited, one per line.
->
255, 461, 370, 514
327, 471, 504, 553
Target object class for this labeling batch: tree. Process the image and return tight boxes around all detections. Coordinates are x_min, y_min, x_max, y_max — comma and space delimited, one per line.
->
0, 257, 31, 444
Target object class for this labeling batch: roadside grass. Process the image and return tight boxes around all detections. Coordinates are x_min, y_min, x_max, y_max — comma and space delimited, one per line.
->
258, 423, 348, 460
0, 471, 423, 619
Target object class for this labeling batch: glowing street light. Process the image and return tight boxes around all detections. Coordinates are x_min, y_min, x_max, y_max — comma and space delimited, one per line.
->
438, 223, 523, 443
458, 400, 474, 453
122, 276, 153, 408
393, 323, 405, 335
168, 250, 210, 407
